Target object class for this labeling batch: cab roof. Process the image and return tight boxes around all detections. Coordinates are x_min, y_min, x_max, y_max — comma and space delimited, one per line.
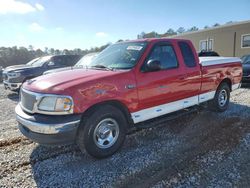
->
119, 38, 190, 44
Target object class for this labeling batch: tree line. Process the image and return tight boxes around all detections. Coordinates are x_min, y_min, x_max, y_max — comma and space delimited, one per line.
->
137, 21, 234, 39
0, 43, 110, 68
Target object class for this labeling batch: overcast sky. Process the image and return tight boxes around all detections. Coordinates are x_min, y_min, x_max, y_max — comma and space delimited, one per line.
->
0, 0, 249, 50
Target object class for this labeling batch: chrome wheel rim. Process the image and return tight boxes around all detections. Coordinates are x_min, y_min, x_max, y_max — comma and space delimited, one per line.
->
218, 89, 228, 107
93, 118, 119, 149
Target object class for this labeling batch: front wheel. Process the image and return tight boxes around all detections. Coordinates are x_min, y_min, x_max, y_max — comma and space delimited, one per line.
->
208, 82, 230, 112
77, 105, 127, 158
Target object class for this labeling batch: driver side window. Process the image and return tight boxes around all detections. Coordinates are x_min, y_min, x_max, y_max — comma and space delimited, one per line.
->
142, 44, 178, 72
47, 57, 61, 68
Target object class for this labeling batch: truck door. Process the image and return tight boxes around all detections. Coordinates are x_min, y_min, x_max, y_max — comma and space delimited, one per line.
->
177, 41, 201, 106
134, 42, 195, 123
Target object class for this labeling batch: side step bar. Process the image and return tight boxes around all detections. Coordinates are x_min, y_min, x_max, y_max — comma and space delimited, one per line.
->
128, 106, 203, 134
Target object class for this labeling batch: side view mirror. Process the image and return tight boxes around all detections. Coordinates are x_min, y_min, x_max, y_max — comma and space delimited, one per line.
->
146, 59, 161, 72
48, 61, 55, 67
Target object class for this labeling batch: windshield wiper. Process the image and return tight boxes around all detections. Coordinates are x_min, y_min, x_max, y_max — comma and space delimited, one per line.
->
90, 65, 114, 71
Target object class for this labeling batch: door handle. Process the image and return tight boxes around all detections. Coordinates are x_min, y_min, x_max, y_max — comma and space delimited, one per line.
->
125, 84, 136, 89
159, 85, 168, 89
157, 85, 168, 92
179, 74, 188, 80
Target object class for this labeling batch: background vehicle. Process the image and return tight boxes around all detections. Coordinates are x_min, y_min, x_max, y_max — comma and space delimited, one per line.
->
0, 66, 3, 82
198, 50, 220, 57
241, 54, 250, 82
15, 39, 242, 158
43, 53, 99, 75
3, 55, 82, 91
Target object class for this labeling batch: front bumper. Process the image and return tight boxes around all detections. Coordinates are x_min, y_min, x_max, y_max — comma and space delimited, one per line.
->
15, 104, 81, 145
3, 81, 22, 91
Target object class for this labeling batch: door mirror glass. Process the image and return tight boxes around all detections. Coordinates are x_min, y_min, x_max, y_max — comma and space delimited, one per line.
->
146, 59, 161, 72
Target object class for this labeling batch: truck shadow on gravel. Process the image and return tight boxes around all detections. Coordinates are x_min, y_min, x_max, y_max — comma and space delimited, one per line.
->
29, 102, 250, 188
7, 92, 19, 102
241, 83, 250, 88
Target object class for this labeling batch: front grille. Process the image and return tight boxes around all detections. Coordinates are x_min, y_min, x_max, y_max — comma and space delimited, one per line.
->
20, 89, 37, 112
8, 76, 24, 83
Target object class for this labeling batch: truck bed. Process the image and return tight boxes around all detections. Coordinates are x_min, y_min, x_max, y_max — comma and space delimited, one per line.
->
199, 57, 241, 66
199, 56, 242, 96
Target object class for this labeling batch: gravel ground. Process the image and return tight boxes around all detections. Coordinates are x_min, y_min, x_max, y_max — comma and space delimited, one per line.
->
0, 83, 250, 187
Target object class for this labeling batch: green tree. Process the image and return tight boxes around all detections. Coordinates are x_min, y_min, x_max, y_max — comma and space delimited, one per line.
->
55, 49, 61, 55
62, 49, 70, 55
49, 48, 55, 55
188, 26, 199, 32
213, 23, 220, 27
166, 28, 176, 35
177, 27, 185, 34
28, 45, 34, 51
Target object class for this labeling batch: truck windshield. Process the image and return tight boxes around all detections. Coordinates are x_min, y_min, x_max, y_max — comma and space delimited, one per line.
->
30, 56, 51, 67
86, 42, 147, 70
74, 53, 99, 68
26, 57, 40, 66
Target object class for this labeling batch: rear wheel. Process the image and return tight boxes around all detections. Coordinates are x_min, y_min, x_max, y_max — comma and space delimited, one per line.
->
209, 82, 230, 112
77, 105, 127, 158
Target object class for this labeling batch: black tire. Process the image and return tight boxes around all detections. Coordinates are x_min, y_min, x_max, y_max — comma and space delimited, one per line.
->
77, 105, 127, 158
208, 82, 230, 112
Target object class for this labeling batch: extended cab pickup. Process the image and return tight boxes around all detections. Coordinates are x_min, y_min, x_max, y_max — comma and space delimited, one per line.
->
15, 39, 242, 158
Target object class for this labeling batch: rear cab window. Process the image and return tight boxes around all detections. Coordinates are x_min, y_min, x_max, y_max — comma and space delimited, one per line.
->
178, 41, 197, 67
66, 56, 81, 66
49, 56, 63, 67
52, 56, 76, 67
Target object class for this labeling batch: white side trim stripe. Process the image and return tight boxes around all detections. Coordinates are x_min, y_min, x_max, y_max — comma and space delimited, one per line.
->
198, 91, 216, 103
131, 91, 216, 124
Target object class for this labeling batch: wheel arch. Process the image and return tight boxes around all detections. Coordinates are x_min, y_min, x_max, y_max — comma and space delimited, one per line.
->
218, 78, 232, 91
79, 100, 134, 129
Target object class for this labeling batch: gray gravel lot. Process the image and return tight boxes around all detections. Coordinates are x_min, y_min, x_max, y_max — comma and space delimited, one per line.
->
0, 83, 250, 187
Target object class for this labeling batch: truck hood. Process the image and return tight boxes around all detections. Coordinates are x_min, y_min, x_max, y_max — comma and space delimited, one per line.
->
4, 64, 34, 72
22, 68, 125, 93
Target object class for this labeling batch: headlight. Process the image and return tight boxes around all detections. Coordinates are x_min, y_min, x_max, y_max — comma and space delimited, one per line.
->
8, 72, 21, 77
38, 96, 73, 113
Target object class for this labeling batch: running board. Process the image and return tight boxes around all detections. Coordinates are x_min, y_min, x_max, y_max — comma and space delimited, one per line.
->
128, 106, 202, 134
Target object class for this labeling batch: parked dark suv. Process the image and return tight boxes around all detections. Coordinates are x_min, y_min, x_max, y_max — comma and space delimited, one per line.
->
241, 54, 250, 83
0, 66, 3, 82
198, 51, 220, 57
3, 55, 82, 91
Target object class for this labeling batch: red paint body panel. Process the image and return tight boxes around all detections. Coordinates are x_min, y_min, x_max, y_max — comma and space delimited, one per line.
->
22, 38, 242, 116
200, 62, 242, 94
23, 69, 139, 113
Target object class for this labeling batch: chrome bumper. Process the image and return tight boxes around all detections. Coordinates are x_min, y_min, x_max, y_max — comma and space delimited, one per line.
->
3, 81, 22, 90
15, 104, 80, 134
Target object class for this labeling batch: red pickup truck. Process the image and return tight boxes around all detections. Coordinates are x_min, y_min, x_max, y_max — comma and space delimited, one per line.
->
15, 38, 242, 158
